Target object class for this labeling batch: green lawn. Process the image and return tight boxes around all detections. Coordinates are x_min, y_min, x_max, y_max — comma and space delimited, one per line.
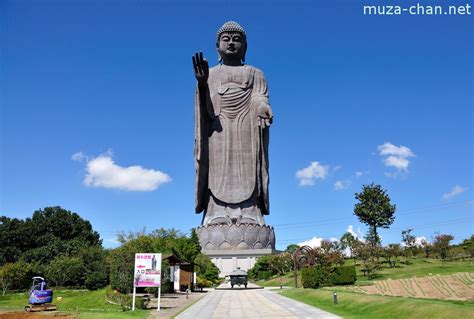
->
356, 258, 473, 285
255, 258, 473, 287
281, 288, 474, 319
0, 289, 148, 318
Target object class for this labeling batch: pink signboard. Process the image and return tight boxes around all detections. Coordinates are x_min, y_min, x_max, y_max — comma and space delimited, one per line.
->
134, 253, 162, 288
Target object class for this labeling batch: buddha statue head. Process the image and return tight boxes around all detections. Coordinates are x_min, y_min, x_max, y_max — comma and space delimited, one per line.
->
216, 21, 247, 64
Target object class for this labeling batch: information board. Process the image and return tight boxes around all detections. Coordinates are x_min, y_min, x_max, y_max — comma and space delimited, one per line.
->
134, 253, 162, 288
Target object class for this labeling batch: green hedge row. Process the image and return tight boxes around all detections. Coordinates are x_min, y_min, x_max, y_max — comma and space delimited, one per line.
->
257, 270, 273, 280
302, 265, 356, 288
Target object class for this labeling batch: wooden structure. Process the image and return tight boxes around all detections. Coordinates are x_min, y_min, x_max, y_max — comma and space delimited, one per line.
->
164, 254, 195, 292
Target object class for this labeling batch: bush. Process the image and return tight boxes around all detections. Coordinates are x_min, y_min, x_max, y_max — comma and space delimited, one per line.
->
105, 287, 132, 310
247, 255, 272, 279
330, 265, 357, 285
203, 266, 219, 283
85, 271, 109, 290
196, 276, 213, 289
46, 256, 85, 287
257, 270, 273, 280
0, 261, 32, 294
301, 267, 317, 288
301, 266, 330, 289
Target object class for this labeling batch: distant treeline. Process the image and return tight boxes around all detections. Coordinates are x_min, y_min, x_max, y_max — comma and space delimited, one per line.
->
0, 206, 218, 295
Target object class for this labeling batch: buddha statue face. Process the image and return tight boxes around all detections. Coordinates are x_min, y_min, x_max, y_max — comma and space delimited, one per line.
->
216, 32, 246, 64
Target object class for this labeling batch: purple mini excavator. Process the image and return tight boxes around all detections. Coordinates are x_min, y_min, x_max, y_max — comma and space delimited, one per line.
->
25, 277, 57, 312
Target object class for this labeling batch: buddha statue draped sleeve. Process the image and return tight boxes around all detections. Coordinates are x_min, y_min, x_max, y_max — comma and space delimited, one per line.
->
194, 64, 270, 221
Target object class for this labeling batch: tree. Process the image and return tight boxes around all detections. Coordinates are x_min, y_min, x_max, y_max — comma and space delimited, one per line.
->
46, 256, 85, 287
269, 253, 292, 289
109, 228, 203, 293
1, 207, 102, 266
29, 207, 101, 248
434, 234, 454, 262
285, 244, 299, 254
460, 235, 474, 258
340, 232, 357, 261
401, 229, 416, 264
194, 253, 219, 284
383, 244, 402, 268
247, 255, 272, 280
353, 241, 378, 279
172, 229, 201, 262
0, 262, 31, 295
0, 217, 31, 265
320, 240, 344, 267
354, 183, 396, 253
79, 246, 109, 290
420, 239, 433, 258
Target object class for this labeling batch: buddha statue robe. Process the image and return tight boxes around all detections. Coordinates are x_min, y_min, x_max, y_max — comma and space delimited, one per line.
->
194, 64, 270, 226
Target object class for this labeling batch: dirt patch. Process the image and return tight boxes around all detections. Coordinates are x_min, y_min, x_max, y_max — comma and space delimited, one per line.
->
0, 312, 76, 319
347, 272, 474, 301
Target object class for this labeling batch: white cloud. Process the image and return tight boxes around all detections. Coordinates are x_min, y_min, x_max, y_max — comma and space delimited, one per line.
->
74, 151, 171, 191
442, 185, 468, 200
333, 165, 342, 172
415, 236, 427, 247
378, 142, 414, 158
401, 236, 428, 247
298, 236, 324, 248
346, 225, 360, 239
71, 151, 87, 162
296, 161, 329, 186
378, 142, 415, 175
384, 155, 410, 171
334, 180, 351, 190
355, 171, 363, 178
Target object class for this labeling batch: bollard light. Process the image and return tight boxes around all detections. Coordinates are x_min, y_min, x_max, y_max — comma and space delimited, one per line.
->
333, 292, 338, 304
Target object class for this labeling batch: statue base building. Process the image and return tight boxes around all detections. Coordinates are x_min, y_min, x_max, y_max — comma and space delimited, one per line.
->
196, 223, 275, 276
203, 248, 273, 277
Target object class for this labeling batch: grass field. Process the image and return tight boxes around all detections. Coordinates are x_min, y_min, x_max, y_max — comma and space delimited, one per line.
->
254, 258, 473, 287
342, 272, 474, 300
281, 288, 474, 319
0, 289, 147, 318
355, 258, 473, 284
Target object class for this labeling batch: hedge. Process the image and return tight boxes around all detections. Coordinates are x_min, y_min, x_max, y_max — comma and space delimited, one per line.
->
302, 265, 357, 289
301, 266, 330, 288
330, 265, 357, 285
257, 270, 273, 280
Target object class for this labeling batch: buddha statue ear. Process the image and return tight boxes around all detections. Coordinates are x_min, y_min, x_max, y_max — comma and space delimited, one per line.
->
242, 43, 247, 63
216, 43, 223, 63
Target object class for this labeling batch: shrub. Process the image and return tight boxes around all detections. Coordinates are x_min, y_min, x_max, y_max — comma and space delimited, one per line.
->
0, 261, 32, 294
105, 287, 132, 310
330, 265, 357, 285
247, 255, 272, 279
257, 270, 273, 280
301, 267, 317, 288
203, 266, 219, 283
301, 266, 330, 289
85, 271, 109, 290
46, 256, 85, 287
196, 276, 213, 289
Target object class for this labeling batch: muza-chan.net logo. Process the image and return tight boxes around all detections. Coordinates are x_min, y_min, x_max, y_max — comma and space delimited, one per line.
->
363, 2, 472, 16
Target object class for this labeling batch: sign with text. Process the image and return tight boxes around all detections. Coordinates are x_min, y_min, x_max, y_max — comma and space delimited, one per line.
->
134, 253, 162, 287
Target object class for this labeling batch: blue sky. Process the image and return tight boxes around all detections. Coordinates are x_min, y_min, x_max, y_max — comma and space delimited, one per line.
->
1, 0, 472, 250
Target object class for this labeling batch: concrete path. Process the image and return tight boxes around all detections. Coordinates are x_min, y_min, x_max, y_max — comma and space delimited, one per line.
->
176, 283, 341, 319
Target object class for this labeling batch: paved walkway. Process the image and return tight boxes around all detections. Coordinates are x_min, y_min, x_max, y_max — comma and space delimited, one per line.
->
176, 283, 341, 319
147, 291, 207, 319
